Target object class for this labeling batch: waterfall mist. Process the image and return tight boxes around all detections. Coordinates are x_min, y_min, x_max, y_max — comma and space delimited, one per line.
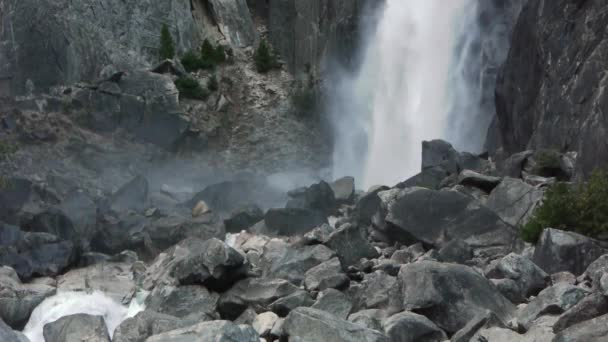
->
329, 0, 488, 188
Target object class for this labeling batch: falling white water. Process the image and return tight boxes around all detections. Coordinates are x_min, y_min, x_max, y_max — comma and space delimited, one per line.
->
22, 290, 146, 342
331, 0, 479, 188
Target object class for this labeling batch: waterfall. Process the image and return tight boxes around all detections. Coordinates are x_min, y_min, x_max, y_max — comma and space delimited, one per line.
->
330, 0, 482, 188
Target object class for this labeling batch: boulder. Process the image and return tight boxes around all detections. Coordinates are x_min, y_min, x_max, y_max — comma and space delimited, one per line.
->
143, 213, 225, 253
269, 290, 314, 317
0, 266, 56, 329
108, 175, 149, 213
303, 223, 335, 245
421, 140, 461, 174
146, 320, 259, 342
264, 208, 327, 236
355, 186, 389, 225
0, 232, 76, 280
451, 310, 507, 342
43, 314, 110, 342
218, 278, 299, 320
399, 261, 515, 334
381, 187, 519, 257
311, 289, 353, 320
331, 176, 356, 204
145, 285, 219, 322
188, 180, 267, 214
224, 205, 264, 233
325, 223, 379, 268
516, 283, 587, 331
553, 292, 608, 333
553, 313, 608, 342
143, 238, 247, 292
260, 239, 335, 285
287, 181, 337, 216
583, 254, 608, 289
57, 262, 135, 305
112, 310, 188, 342
22, 209, 79, 248
485, 177, 543, 227
0, 318, 29, 342
57, 191, 98, 248
348, 309, 387, 332
346, 271, 401, 312
304, 257, 349, 291
436, 239, 473, 264
395, 167, 450, 190
532, 228, 607, 276
485, 253, 549, 298
252, 311, 279, 338
382, 311, 447, 342
490, 278, 525, 304
283, 307, 388, 342
457, 170, 501, 192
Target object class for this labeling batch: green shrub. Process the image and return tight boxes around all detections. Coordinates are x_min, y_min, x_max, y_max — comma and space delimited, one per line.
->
174, 77, 208, 100
254, 40, 278, 73
181, 51, 203, 72
207, 74, 219, 92
522, 169, 608, 243
180, 40, 226, 72
159, 23, 176, 60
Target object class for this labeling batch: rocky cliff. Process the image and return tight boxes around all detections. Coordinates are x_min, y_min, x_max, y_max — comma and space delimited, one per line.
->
494, 0, 608, 178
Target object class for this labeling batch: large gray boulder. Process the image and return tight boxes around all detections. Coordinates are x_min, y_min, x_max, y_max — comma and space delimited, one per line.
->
583, 254, 608, 289
380, 187, 519, 257
304, 257, 349, 291
146, 320, 259, 342
325, 223, 379, 268
516, 283, 587, 331
260, 239, 335, 285
113, 310, 188, 342
398, 261, 515, 334
143, 238, 246, 292
0, 266, 56, 329
145, 285, 219, 322
382, 311, 447, 342
0, 318, 29, 342
331, 176, 356, 204
485, 177, 544, 227
553, 313, 608, 342
553, 292, 608, 334
218, 277, 299, 320
283, 307, 388, 342
485, 253, 549, 299
346, 271, 400, 313
264, 208, 328, 236
311, 288, 353, 320
286, 181, 337, 216
532, 228, 607, 276
43, 314, 110, 342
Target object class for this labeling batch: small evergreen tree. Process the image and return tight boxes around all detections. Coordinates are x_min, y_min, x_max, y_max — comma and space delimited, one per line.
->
200, 39, 216, 67
254, 40, 278, 73
174, 77, 209, 100
213, 45, 226, 64
181, 51, 203, 72
207, 74, 219, 92
159, 24, 176, 60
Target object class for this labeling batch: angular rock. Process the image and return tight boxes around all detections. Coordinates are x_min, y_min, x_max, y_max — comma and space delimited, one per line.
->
0, 267, 56, 329
347, 271, 400, 312
490, 278, 525, 304
22, 209, 78, 248
218, 278, 299, 320
437, 239, 473, 264
325, 223, 379, 268
382, 187, 519, 257
57, 191, 98, 248
485, 253, 549, 298
146, 320, 259, 342
532, 228, 607, 276
311, 289, 353, 320
252, 311, 279, 337
303, 223, 335, 245
553, 292, 608, 334
0, 318, 29, 342
486, 177, 543, 227
517, 283, 587, 331
188, 180, 267, 213
355, 186, 389, 225
287, 181, 337, 216
108, 175, 149, 214
113, 310, 188, 342
331, 176, 356, 204
208, 0, 257, 47
43, 314, 110, 342
145, 285, 219, 322
143, 213, 225, 253
304, 257, 349, 291
224, 205, 264, 233
143, 238, 246, 292
260, 239, 335, 285
421, 140, 461, 174
396, 167, 450, 190
553, 313, 608, 342
451, 310, 507, 342
583, 254, 608, 289
457, 170, 501, 192
382, 311, 447, 342
284, 307, 388, 342
269, 290, 314, 317
57, 262, 134, 305
399, 261, 515, 334
348, 309, 387, 332
264, 208, 327, 236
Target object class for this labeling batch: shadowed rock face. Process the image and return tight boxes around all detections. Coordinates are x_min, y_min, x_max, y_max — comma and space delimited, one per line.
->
495, 0, 608, 177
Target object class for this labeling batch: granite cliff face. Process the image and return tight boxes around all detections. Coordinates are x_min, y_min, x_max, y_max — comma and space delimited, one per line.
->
494, 0, 608, 178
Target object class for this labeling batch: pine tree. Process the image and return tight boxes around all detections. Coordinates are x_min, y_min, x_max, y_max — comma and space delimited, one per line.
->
159, 24, 176, 60
254, 40, 277, 73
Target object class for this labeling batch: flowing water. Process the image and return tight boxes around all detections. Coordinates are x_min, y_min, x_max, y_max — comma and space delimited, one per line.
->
331, 0, 481, 188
